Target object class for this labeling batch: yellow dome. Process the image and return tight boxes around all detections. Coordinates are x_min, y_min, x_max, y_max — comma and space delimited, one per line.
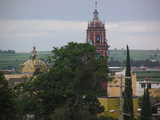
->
21, 58, 48, 73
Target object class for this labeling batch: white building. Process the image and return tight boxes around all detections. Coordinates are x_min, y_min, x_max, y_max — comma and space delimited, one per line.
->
133, 68, 160, 96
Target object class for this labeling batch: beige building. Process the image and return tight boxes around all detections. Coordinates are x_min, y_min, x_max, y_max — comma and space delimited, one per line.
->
133, 68, 160, 96
149, 88, 160, 97
108, 68, 160, 97
107, 72, 137, 97
5, 73, 32, 87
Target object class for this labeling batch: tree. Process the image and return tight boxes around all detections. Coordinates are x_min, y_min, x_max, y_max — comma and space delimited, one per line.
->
123, 45, 134, 120
0, 72, 17, 120
51, 42, 108, 95
15, 73, 56, 120
16, 42, 108, 120
49, 42, 107, 119
140, 88, 152, 120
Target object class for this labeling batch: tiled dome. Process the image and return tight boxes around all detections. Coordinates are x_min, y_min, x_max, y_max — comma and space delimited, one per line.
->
21, 58, 48, 73
21, 46, 48, 73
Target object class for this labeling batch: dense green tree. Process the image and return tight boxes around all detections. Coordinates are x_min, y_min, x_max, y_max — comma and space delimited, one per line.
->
15, 74, 55, 120
123, 45, 134, 120
140, 88, 152, 120
0, 72, 17, 120
50, 42, 108, 95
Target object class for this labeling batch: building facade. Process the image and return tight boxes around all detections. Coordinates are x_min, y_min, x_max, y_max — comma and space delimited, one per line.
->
107, 71, 137, 97
133, 68, 160, 96
108, 68, 160, 97
86, 6, 108, 56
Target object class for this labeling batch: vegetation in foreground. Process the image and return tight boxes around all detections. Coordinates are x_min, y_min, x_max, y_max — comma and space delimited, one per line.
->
123, 46, 134, 120
140, 88, 152, 120
0, 42, 113, 120
0, 72, 17, 120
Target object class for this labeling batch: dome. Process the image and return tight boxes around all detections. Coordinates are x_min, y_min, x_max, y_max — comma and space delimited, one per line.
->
21, 58, 48, 73
21, 47, 48, 73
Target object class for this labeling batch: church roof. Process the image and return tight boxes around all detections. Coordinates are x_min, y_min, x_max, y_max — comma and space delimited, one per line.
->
21, 47, 48, 73
21, 58, 48, 73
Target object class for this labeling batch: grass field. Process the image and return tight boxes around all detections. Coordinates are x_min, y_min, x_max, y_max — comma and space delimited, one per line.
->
0, 50, 160, 70
98, 97, 139, 119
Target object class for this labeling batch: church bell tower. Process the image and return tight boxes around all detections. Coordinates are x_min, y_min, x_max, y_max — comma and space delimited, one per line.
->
86, 1, 108, 56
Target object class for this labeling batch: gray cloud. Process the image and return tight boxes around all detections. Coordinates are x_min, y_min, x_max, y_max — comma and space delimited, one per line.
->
0, 19, 160, 52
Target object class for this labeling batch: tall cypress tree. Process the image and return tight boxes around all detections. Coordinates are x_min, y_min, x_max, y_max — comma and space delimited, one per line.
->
123, 45, 134, 120
140, 88, 152, 120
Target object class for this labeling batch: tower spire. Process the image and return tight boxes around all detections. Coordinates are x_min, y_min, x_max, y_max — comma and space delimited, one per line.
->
93, 0, 99, 20
95, 0, 98, 9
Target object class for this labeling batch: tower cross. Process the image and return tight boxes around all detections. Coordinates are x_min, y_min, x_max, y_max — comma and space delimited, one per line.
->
95, 0, 98, 9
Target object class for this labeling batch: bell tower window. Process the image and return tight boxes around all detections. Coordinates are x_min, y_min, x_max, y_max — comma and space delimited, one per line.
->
96, 35, 101, 43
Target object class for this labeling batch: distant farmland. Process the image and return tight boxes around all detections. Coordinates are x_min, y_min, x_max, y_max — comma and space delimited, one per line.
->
109, 49, 160, 61
0, 51, 51, 70
0, 50, 160, 70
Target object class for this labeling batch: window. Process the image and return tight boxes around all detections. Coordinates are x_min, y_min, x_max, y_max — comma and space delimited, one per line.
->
141, 83, 151, 89
141, 83, 145, 88
88, 40, 93, 45
147, 83, 151, 89
96, 35, 101, 43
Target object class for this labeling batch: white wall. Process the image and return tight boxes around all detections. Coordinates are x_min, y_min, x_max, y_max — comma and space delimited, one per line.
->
136, 82, 160, 96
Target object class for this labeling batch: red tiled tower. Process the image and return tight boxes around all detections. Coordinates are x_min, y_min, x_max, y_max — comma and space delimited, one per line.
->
86, 4, 108, 56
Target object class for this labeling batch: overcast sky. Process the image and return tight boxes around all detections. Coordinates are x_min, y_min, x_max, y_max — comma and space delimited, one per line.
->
0, 0, 160, 52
